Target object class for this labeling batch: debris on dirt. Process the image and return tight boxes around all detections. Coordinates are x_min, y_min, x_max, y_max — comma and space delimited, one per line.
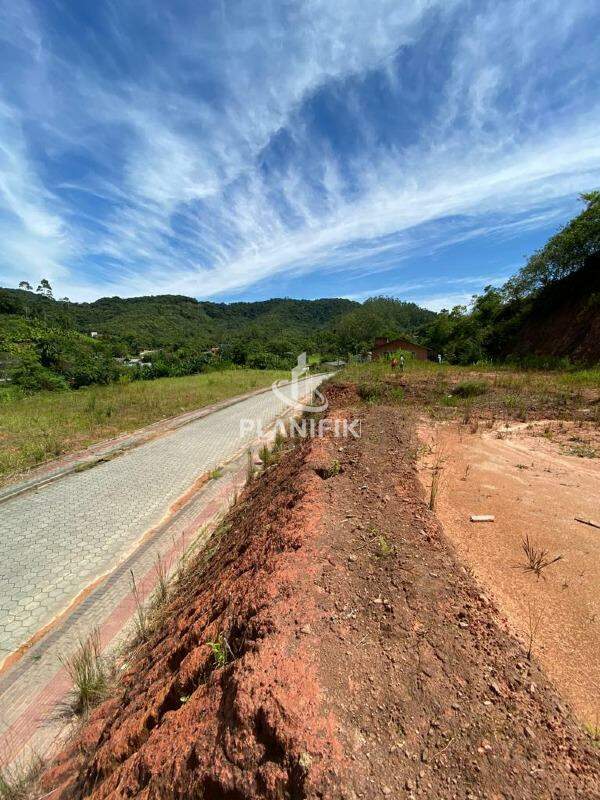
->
575, 516, 600, 529
470, 514, 495, 522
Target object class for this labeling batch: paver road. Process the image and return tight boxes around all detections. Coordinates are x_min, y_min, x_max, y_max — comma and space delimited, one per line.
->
0, 376, 324, 663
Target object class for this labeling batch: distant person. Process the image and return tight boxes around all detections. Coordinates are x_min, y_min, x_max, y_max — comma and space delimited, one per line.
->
400, 355, 405, 371
391, 356, 398, 370
438, 353, 442, 364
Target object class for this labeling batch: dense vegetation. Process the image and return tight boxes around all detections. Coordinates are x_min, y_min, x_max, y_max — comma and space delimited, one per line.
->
0, 289, 433, 393
419, 192, 600, 365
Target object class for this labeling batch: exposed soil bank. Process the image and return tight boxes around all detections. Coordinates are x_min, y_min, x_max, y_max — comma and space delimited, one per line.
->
43, 385, 600, 799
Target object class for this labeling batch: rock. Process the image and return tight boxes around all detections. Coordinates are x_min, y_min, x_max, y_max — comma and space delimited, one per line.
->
300, 624, 312, 635
348, 554, 358, 562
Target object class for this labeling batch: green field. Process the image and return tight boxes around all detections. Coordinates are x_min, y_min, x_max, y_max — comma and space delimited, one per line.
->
0, 369, 286, 485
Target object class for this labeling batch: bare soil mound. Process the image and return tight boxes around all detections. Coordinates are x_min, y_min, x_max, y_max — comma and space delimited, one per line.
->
43, 385, 600, 799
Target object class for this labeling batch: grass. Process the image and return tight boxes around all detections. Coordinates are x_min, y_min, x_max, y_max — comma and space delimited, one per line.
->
429, 455, 444, 511
0, 369, 287, 486
128, 555, 174, 648
59, 628, 112, 717
331, 359, 600, 425
452, 379, 488, 398
0, 755, 43, 800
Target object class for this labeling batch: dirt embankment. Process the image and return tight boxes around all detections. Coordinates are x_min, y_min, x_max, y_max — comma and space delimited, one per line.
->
44, 385, 600, 799
499, 254, 600, 364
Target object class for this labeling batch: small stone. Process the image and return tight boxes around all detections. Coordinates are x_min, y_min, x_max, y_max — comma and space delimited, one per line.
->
382, 788, 392, 796
405, 779, 415, 790
300, 624, 312, 635
348, 554, 358, 562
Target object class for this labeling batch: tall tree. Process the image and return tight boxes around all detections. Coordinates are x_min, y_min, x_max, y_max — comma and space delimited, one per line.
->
19, 281, 33, 291
36, 278, 53, 298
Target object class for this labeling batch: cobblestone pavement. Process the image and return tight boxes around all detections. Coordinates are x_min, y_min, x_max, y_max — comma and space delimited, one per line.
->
0, 376, 323, 664
0, 375, 324, 767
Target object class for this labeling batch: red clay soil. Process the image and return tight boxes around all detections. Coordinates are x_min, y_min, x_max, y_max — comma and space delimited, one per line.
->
43, 385, 600, 799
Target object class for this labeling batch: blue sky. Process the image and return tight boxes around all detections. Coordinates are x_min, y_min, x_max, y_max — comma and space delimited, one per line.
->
0, 0, 599, 310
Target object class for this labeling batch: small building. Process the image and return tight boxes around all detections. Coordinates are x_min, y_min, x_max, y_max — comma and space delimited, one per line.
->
372, 336, 430, 361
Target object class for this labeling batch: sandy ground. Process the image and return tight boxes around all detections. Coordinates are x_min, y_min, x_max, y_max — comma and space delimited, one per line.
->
417, 418, 600, 727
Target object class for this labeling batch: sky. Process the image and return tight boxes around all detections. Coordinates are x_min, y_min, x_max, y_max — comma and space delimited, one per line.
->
0, 1, 599, 311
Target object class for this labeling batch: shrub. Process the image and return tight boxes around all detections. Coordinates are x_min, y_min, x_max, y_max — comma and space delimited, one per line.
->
452, 380, 488, 398
357, 382, 382, 402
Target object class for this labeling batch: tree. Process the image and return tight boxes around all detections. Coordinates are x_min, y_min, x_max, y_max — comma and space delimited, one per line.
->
19, 281, 33, 291
505, 191, 600, 299
36, 278, 53, 298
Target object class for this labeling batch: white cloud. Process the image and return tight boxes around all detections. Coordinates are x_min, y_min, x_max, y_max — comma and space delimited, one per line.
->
0, 0, 598, 300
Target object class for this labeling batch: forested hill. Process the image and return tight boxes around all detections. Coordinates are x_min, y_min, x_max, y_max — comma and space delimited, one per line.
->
0, 290, 435, 390
0, 292, 363, 350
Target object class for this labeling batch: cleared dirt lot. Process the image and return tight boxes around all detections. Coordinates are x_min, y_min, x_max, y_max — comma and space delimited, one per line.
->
418, 418, 600, 728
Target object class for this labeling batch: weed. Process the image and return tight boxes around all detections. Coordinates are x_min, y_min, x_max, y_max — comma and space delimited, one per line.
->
152, 553, 169, 609
585, 718, 600, 745
520, 535, 563, 579
209, 467, 223, 480
207, 634, 228, 669
566, 442, 597, 458
440, 394, 458, 407
429, 447, 446, 511
377, 535, 393, 557
357, 382, 381, 402
59, 628, 111, 716
258, 444, 273, 467
246, 449, 255, 482
525, 600, 544, 661
0, 754, 43, 800
389, 387, 404, 403
452, 380, 488, 398
129, 570, 148, 643
321, 459, 341, 478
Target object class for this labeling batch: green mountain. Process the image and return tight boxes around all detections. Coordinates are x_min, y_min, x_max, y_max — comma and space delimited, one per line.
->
0, 290, 435, 390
